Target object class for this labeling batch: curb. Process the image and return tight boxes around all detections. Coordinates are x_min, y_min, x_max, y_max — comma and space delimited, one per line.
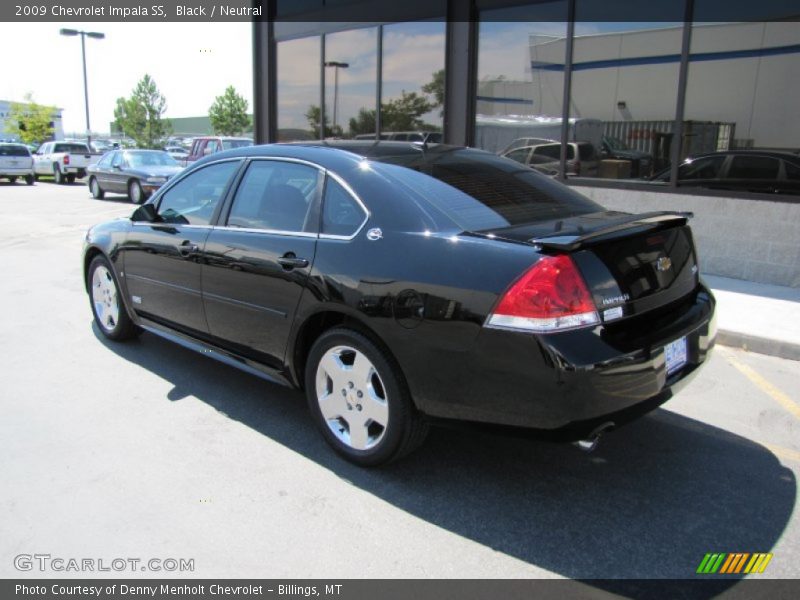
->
717, 330, 800, 362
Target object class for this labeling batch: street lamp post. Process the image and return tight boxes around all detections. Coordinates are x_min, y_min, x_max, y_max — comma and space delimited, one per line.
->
324, 61, 349, 133
60, 28, 105, 147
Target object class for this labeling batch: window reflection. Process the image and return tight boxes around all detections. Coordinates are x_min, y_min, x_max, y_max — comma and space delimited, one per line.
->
475, 2, 568, 173
277, 36, 320, 141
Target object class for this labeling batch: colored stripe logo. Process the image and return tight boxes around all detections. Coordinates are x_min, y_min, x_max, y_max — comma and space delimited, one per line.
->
696, 553, 773, 574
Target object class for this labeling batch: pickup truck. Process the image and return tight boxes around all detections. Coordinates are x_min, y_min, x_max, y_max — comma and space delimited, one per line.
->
181, 136, 252, 167
33, 141, 101, 184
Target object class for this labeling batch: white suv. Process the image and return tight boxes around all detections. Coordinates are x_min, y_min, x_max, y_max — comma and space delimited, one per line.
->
0, 143, 35, 185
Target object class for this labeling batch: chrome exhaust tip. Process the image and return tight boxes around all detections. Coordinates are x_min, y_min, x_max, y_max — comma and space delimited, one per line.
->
573, 421, 615, 453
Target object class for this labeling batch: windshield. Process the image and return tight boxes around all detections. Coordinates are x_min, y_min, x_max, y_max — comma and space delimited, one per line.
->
127, 152, 179, 168
371, 148, 603, 231
221, 140, 253, 150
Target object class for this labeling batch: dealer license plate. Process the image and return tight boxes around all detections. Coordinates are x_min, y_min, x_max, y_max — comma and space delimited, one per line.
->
665, 336, 688, 375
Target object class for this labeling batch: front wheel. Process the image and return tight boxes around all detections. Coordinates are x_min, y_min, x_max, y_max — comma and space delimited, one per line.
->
87, 255, 141, 341
89, 177, 104, 199
305, 328, 428, 466
128, 179, 144, 204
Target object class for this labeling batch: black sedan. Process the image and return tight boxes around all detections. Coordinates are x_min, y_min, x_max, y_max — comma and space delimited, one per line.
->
87, 149, 183, 204
651, 150, 800, 195
83, 142, 716, 466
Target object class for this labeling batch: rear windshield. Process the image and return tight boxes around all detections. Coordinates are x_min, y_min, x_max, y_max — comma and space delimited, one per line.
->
0, 145, 30, 157
371, 148, 603, 231
54, 143, 90, 153
221, 140, 253, 150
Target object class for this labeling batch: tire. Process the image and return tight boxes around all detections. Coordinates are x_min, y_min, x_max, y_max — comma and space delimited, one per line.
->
66, 174, 76, 184
89, 177, 104, 199
25, 175, 34, 185
305, 328, 429, 466
87, 255, 141, 341
8, 176, 17, 184
53, 164, 64, 184
128, 179, 144, 204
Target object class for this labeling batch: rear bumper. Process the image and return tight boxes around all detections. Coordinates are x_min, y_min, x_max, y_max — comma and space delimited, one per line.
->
0, 168, 34, 176
415, 285, 716, 433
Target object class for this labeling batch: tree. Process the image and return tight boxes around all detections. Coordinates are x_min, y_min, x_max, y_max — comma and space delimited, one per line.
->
421, 69, 445, 115
348, 91, 437, 137
305, 105, 343, 139
6, 93, 56, 145
113, 74, 172, 149
209, 86, 250, 136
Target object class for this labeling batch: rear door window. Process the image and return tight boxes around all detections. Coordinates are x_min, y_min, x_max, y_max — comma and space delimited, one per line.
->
727, 156, 780, 180
321, 177, 367, 237
678, 156, 725, 180
533, 144, 560, 159
226, 160, 319, 233
784, 161, 800, 180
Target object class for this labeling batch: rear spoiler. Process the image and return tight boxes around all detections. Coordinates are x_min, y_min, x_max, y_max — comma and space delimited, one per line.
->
530, 211, 693, 251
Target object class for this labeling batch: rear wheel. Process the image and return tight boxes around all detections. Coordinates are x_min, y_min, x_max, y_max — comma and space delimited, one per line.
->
53, 164, 64, 184
87, 255, 141, 341
305, 328, 428, 466
128, 179, 144, 204
89, 177, 104, 199
8, 176, 17, 184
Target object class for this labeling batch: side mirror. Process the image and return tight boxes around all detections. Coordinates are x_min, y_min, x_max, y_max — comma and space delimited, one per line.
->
131, 203, 158, 222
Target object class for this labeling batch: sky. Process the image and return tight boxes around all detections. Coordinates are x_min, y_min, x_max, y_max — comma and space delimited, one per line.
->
0, 22, 253, 135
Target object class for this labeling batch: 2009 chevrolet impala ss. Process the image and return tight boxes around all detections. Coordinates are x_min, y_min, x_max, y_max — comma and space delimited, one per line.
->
83, 141, 716, 466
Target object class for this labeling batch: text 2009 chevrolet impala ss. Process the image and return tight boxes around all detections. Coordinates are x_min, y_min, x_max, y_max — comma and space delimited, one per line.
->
83, 142, 716, 466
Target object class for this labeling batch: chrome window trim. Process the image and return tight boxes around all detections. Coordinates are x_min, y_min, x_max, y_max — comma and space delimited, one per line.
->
211, 225, 318, 239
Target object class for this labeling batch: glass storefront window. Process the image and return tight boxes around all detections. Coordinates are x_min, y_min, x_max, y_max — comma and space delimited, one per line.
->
569, 19, 682, 181
324, 27, 378, 139
475, 2, 568, 174
277, 35, 321, 141
379, 21, 446, 141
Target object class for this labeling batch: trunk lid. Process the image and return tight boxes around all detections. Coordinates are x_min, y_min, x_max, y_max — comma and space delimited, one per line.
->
475, 210, 699, 321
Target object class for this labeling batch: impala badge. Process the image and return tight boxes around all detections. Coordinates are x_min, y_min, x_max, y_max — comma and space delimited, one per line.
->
367, 228, 383, 241
656, 257, 672, 272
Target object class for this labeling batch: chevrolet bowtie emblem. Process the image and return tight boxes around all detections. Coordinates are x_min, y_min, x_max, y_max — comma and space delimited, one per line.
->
656, 256, 672, 272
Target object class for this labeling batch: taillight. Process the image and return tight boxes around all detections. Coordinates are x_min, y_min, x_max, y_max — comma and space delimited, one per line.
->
63, 155, 70, 165
486, 254, 599, 333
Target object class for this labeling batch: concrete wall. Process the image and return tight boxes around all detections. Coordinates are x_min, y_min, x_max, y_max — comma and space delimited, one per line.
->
571, 185, 800, 288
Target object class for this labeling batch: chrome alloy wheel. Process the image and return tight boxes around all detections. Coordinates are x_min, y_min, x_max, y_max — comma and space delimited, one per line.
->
92, 265, 120, 333
315, 345, 389, 451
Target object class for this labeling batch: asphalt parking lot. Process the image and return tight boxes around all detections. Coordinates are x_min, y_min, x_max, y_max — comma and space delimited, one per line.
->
1, 180, 798, 583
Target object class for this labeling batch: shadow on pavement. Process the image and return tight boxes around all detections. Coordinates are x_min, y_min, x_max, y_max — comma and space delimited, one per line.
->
95, 325, 796, 594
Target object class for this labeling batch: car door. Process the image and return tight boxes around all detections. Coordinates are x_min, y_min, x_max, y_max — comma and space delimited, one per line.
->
92, 151, 114, 189
109, 151, 129, 193
201, 158, 322, 369
122, 159, 242, 334
724, 154, 781, 194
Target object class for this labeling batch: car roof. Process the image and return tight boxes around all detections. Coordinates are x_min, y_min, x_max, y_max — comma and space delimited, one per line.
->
687, 150, 800, 161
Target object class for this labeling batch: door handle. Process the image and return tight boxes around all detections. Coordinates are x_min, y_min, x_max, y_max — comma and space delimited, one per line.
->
277, 253, 309, 270
178, 240, 200, 257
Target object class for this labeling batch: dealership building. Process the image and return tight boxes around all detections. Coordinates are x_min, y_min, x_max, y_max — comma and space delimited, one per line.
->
251, 0, 799, 287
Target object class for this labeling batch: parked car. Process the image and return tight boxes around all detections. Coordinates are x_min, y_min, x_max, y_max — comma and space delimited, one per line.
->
501, 145, 562, 177
353, 131, 443, 143
165, 145, 189, 161
87, 150, 183, 204
83, 142, 715, 466
507, 141, 599, 177
500, 137, 562, 155
651, 151, 800, 195
33, 141, 100, 184
0, 143, 35, 185
182, 136, 253, 166
600, 135, 654, 178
